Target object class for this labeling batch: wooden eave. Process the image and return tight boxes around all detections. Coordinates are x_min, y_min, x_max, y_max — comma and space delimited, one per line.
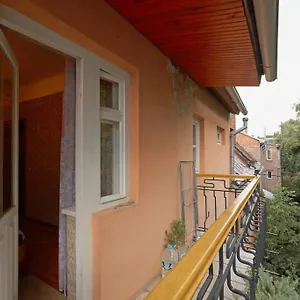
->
106, 0, 262, 87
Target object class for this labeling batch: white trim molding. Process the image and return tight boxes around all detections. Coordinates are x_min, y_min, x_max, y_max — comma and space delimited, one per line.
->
267, 170, 272, 179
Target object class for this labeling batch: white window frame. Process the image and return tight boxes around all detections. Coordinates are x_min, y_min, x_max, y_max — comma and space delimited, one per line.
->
100, 71, 128, 204
193, 119, 200, 172
267, 171, 272, 179
217, 127, 223, 145
266, 149, 272, 160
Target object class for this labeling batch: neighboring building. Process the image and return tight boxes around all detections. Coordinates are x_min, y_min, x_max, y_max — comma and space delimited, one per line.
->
234, 142, 261, 176
0, 1, 279, 300
236, 132, 281, 191
262, 141, 282, 191
236, 132, 261, 163
231, 115, 260, 176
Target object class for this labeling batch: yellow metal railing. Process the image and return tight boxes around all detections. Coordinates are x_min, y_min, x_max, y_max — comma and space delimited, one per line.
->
146, 175, 260, 300
196, 173, 256, 180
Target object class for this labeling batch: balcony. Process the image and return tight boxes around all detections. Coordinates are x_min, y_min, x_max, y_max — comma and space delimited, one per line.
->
146, 166, 266, 300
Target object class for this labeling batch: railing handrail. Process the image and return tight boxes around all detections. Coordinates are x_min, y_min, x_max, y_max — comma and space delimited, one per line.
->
196, 173, 255, 180
146, 176, 260, 300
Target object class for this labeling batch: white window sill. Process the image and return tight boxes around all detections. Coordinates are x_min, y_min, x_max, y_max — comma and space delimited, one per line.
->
62, 199, 136, 217
94, 197, 135, 214
62, 206, 76, 217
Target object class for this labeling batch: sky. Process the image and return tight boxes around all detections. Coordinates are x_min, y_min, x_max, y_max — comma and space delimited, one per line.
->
236, 0, 299, 137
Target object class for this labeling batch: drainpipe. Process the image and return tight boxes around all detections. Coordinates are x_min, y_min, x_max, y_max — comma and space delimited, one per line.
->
230, 117, 249, 174
252, 0, 279, 82
260, 142, 265, 190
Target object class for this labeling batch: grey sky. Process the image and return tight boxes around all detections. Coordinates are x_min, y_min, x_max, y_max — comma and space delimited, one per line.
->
236, 0, 298, 137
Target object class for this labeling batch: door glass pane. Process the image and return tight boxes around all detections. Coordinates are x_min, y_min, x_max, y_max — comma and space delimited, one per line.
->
101, 122, 120, 197
193, 124, 196, 145
193, 148, 196, 168
0, 47, 14, 215
100, 78, 119, 110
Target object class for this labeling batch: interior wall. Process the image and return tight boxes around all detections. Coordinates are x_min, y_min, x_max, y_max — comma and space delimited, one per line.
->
20, 92, 63, 226
4, 89, 63, 226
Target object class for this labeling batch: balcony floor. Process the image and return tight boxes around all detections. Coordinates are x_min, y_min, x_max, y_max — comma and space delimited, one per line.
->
19, 275, 64, 300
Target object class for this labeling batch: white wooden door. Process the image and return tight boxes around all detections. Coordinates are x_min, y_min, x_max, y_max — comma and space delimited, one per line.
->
0, 29, 19, 300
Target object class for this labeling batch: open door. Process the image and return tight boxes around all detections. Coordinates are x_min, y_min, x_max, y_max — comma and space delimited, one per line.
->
0, 29, 19, 300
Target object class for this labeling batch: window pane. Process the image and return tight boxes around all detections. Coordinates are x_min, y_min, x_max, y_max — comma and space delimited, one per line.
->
217, 132, 221, 144
101, 122, 120, 197
100, 78, 119, 110
193, 148, 196, 168
193, 124, 196, 145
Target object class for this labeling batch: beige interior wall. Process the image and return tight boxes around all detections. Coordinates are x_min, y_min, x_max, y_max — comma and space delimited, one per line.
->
3, 74, 64, 226
21, 76, 64, 226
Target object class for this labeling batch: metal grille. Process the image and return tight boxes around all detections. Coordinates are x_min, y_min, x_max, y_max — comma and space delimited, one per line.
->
198, 177, 251, 232
179, 161, 199, 243
194, 186, 267, 300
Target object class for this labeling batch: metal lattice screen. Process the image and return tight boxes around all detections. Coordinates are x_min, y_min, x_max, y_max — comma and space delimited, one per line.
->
179, 161, 199, 244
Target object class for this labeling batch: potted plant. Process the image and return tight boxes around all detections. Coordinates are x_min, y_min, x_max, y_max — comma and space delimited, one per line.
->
165, 219, 187, 259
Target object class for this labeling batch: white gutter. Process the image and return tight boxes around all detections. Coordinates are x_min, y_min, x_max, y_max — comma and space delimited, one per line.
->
252, 0, 279, 82
225, 87, 248, 115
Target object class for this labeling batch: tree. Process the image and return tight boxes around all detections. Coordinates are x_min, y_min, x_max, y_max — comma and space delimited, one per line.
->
275, 101, 300, 201
256, 269, 300, 300
265, 187, 300, 291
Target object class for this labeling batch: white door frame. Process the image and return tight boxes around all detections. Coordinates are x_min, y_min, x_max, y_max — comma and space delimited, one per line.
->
0, 27, 19, 300
0, 4, 109, 300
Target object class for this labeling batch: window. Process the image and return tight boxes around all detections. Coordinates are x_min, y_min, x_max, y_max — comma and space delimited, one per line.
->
217, 127, 224, 145
267, 171, 272, 179
100, 71, 127, 203
193, 119, 200, 172
266, 149, 272, 160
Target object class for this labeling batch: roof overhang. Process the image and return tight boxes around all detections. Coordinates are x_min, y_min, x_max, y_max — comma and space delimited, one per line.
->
209, 87, 247, 115
105, 0, 279, 87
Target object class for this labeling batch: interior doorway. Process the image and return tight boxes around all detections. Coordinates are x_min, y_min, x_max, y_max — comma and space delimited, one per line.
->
0, 26, 74, 299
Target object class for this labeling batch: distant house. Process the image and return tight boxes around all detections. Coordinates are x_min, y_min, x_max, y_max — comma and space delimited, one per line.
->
236, 132, 281, 191
261, 139, 282, 191
234, 142, 261, 175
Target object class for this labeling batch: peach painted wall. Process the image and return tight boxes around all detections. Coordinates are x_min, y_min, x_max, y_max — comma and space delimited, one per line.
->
3, 1, 231, 299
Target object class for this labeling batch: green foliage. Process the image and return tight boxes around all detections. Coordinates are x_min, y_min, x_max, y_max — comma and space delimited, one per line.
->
165, 219, 186, 247
274, 102, 300, 200
265, 187, 300, 290
256, 269, 300, 300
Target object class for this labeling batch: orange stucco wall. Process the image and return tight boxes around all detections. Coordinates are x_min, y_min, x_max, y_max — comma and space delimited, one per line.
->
3, 1, 232, 299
